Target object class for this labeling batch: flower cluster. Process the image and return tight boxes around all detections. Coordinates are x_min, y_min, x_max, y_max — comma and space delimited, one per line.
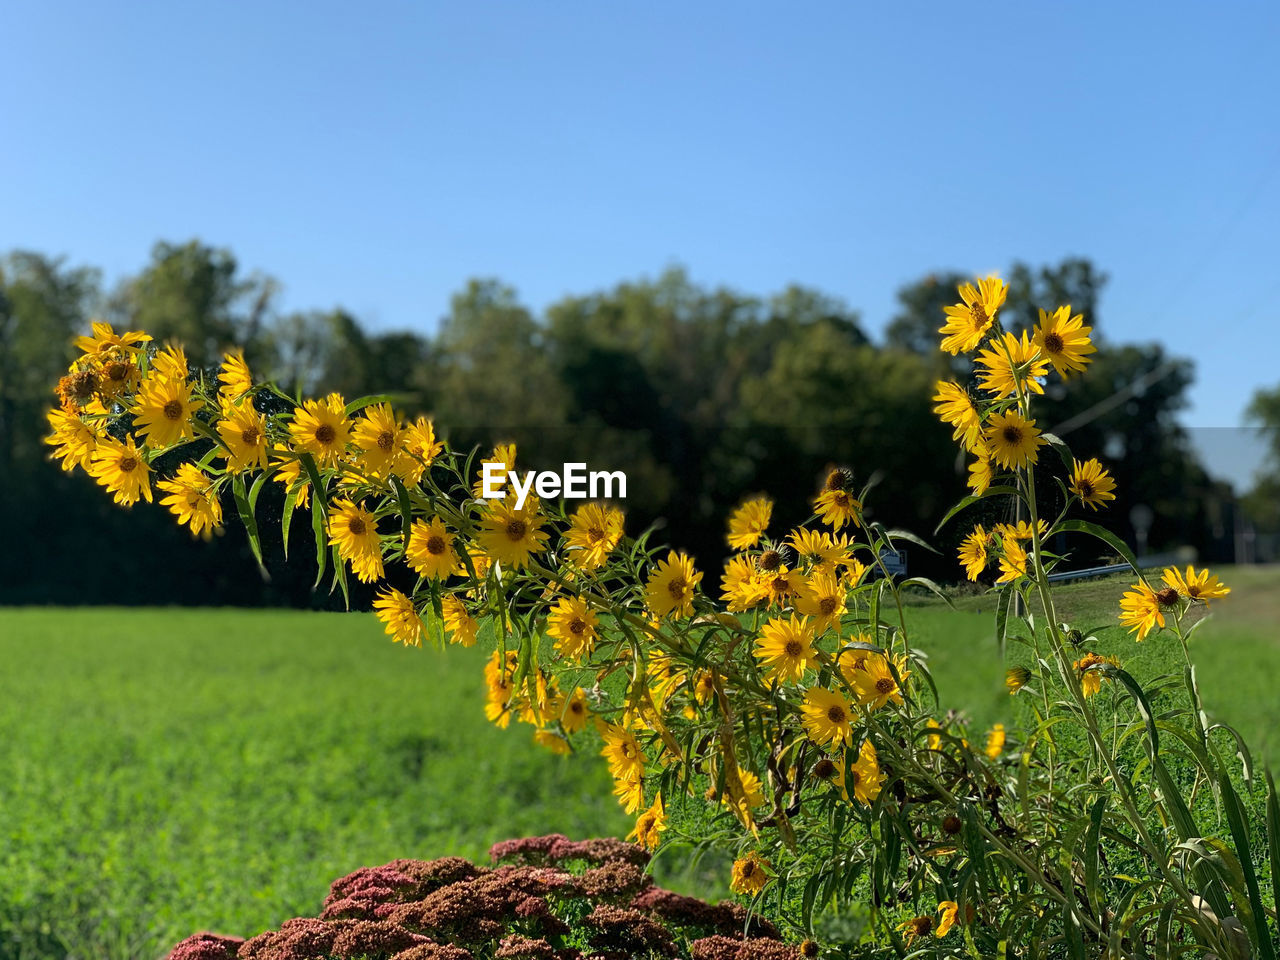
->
165, 836, 792, 960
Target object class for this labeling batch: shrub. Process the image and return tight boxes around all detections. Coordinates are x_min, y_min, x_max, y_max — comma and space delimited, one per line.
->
165, 836, 790, 960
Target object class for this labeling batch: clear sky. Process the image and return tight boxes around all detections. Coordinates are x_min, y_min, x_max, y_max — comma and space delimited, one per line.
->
4, 2, 1278, 466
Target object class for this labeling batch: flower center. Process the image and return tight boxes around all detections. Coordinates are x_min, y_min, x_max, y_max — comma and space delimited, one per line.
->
969, 302, 988, 328
348, 517, 366, 536
759, 550, 782, 572
826, 705, 846, 724
106, 362, 130, 382
587, 526, 605, 543
741, 862, 755, 878
505, 519, 527, 541
241, 426, 260, 445
1078, 479, 1094, 497
163, 400, 184, 420
377, 430, 394, 451
1156, 587, 1179, 606
426, 535, 446, 555
1044, 331, 1064, 353
818, 597, 838, 615
315, 424, 336, 445
784, 639, 803, 657
875, 677, 894, 694
569, 618, 587, 636
813, 759, 836, 779
119, 456, 137, 473
667, 577, 687, 600
1002, 425, 1023, 445
570, 701, 584, 714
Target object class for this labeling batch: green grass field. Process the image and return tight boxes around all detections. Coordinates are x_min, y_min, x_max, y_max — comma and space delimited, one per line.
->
0, 566, 1276, 959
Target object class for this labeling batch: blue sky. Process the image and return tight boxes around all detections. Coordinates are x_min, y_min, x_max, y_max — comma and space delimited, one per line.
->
4, 2, 1278, 477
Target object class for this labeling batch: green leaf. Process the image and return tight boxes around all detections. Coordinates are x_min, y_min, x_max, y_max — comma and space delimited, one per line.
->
994, 586, 1013, 659
281, 486, 299, 560
231, 474, 267, 576
1056, 519, 1142, 575
1040, 432, 1076, 473
1219, 768, 1277, 959
1268, 770, 1280, 935
390, 475, 414, 544
881, 527, 939, 555
900, 576, 954, 607
1083, 795, 1106, 918
934, 485, 1021, 534
343, 394, 397, 416
329, 544, 350, 609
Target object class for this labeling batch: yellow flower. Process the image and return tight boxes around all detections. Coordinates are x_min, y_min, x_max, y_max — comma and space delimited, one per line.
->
564, 502, 625, 570
628, 794, 666, 851
1119, 582, 1172, 641
937, 900, 960, 937
352, 402, 404, 479
150, 344, 189, 380
534, 730, 571, 755
1162, 566, 1230, 604
984, 723, 1006, 760
1033, 305, 1095, 378
645, 551, 701, 619
851, 653, 907, 711
441, 595, 478, 646
217, 349, 253, 401
1069, 457, 1116, 511
994, 519, 1048, 542
996, 537, 1027, 584
897, 914, 933, 946
217, 402, 270, 473
939, 275, 1007, 355
288, 394, 351, 468
1073, 652, 1120, 698
393, 416, 444, 485
93, 354, 142, 400
958, 525, 989, 582
131, 376, 202, 448
754, 615, 817, 684
721, 554, 768, 612
406, 517, 460, 581
373, 587, 425, 647
547, 596, 599, 660
88, 434, 152, 506
74, 321, 150, 359
761, 565, 807, 608
847, 739, 886, 806
1005, 666, 1031, 694
272, 456, 311, 510
788, 528, 850, 576
729, 852, 770, 896
156, 463, 223, 537
477, 499, 549, 570
561, 687, 590, 733
932, 381, 984, 453
44, 408, 101, 472
814, 488, 860, 531
801, 687, 853, 747
966, 449, 995, 496
795, 570, 847, 634
727, 496, 772, 550
613, 776, 645, 814
328, 498, 384, 583
925, 719, 941, 751
976, 330, 1049, 398
600, 723, 645, 783
983, 410, 1045, 470
472, 442, 517, 497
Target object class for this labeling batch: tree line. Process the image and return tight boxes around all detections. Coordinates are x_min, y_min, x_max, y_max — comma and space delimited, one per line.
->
0, 241, 1257, 607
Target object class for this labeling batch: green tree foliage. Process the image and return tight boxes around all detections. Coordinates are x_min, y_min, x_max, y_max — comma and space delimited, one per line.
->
0, 242, 1241, 604
1244, 383, 1280, 530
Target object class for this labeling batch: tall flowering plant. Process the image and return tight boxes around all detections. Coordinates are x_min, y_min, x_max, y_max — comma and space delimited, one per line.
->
47, 290, 1277, 959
